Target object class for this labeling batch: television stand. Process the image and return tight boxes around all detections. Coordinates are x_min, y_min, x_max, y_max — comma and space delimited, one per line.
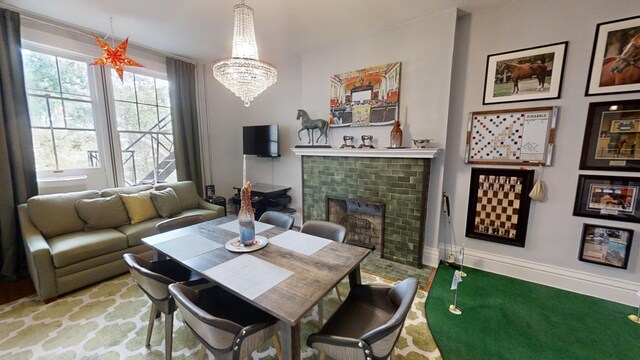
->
232, 183, 292, 219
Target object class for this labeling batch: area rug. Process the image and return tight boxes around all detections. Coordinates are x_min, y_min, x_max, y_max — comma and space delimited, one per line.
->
0, 272, 441, 359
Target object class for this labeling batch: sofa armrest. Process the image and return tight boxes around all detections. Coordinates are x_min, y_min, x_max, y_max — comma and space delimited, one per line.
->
197, 198, 225, 218
18, 204, 58, 301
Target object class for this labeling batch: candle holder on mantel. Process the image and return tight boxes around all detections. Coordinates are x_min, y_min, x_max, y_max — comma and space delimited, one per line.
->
358, 135, 375, 149
341, 135, 356, 149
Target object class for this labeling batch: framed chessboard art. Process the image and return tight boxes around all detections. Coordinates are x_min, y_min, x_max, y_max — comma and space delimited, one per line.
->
465, 168, 535, 247
465, 107, 558, 166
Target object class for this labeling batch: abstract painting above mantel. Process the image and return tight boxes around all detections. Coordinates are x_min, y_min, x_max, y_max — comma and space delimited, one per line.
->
329, 62, 401, 127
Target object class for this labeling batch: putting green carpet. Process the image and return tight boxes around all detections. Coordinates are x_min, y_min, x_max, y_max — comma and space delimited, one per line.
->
426, 264, 640, 360
0, 272, 441, 359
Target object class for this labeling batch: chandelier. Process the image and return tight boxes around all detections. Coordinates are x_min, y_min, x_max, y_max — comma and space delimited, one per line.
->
212, 1, 277, 107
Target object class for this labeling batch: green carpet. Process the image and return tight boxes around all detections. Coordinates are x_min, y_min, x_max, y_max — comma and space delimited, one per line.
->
426, 264, 640, 360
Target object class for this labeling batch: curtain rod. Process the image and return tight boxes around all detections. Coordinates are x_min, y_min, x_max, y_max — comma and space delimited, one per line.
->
0, 3, 196, 65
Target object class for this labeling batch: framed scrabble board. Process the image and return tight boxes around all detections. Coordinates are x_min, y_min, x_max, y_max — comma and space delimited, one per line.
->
465, 106, 558, 166
465, 168, 535, 247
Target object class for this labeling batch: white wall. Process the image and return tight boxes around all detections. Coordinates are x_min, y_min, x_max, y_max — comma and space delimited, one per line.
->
300, 8, 459, 254
199, 59, 303, 222
442, 0, 640, 305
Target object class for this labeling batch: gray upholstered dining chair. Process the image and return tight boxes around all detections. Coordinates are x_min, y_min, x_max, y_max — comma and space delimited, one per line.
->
300, 220, 348, 324
123, 253, 200, 360
307, 277, 418, 360
168, 282, 282, 360
258, 211, 295, 230
156, 214, 207, 233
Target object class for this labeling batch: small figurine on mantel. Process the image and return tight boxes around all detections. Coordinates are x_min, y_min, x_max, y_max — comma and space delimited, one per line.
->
295, 109, 331, 148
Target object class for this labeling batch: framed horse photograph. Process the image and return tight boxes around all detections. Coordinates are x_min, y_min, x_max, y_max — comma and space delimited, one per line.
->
579, 100, 640, 171
483, 42, 568, 105
573, 174, 640, 224
585, 15, 640, 96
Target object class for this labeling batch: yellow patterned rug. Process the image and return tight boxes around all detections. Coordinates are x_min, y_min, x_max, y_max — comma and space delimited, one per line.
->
0, 272, 441, 359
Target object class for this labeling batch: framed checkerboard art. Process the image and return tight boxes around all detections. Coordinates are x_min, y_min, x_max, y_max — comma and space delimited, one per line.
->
465, 107, 558, 166
465, 168, 535, 247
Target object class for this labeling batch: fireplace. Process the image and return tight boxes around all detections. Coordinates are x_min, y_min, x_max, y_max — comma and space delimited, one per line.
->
294, 148, 439, 267
327, 196, 385, 252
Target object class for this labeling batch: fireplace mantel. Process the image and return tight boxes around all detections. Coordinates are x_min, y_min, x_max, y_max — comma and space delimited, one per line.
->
291, 147, 441, 158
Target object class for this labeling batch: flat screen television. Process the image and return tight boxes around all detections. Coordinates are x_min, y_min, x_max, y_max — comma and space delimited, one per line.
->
243, 125, 280, 157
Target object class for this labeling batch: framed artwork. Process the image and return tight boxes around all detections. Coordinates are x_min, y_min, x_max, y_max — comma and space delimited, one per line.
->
465, 168, 535, 247
465, 106, 558, 166
585, 15, 640, 96
573, 174, 640, 223
579, 100, 640, 171
483, 42, 567, 104
329, 62, 401, 127
579, 223, 633, 269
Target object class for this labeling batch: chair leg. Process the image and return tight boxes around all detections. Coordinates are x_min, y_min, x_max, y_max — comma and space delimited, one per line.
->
198, 344, 206, 360
165, 312, 173, 360
272, 333, 283, 358
319, 352, 326, 360
390, 348, 396, 360
318, 301, 324, 326
334, 285, 342, 302
146, 303, 157, 347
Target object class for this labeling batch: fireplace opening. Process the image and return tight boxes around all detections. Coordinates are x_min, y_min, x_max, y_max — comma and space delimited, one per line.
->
327, 196, 385, 254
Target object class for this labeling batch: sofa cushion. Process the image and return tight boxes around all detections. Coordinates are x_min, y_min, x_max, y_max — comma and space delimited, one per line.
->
48, 229, 128, 268
118, 218, 165, 246
173, 208, 219, 221
120, 192, 158, 225
27, 190, 101, 239
155, 181, 199, 211
76, 195, 130, 231
101, 184, 153, 198
150, 188, 182, 218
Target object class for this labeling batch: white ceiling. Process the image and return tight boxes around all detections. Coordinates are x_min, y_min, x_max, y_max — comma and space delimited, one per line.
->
1, 0, 510, 65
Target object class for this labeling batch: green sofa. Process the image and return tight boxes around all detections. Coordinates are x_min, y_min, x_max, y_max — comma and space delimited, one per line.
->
18, 181, 224, 302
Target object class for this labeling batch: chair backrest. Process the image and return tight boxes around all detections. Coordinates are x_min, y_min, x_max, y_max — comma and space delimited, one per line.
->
300, 220, 346, 242
259, 211, 295, 230
168, 283, 243, 351
361, 277, 418, 358
156, 214, 207, 233
123, 253, 174, 301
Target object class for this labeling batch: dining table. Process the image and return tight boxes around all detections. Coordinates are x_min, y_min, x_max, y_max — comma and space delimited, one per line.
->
141, 215, 371, 360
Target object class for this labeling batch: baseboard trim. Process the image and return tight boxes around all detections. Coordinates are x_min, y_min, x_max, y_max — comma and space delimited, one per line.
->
422, 246, 640, 306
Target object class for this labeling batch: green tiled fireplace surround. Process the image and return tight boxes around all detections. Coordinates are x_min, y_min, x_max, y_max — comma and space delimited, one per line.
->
302, 156, 430, 267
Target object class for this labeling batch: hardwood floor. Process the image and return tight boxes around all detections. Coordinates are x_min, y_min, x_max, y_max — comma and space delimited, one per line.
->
0, 276, 35, 305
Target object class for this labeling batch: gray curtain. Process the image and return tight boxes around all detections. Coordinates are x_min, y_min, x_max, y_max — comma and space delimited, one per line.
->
166, 57, 203, 196
0, 9, 38, 280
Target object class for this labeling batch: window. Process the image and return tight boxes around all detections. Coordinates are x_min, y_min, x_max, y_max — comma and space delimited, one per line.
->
111, 70, 176, 185
23, 49, 99, 172
22, 47, 176, 188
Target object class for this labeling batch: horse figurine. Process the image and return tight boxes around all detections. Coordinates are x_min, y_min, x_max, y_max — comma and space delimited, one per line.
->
600, 34, 640, 86
297, 109, 329, 144
498, 62, 547, 95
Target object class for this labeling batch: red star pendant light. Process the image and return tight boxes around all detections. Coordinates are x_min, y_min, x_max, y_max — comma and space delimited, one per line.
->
91, 36, 143, 81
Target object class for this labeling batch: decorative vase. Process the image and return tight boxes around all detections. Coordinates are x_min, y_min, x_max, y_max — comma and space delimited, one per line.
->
238, 181, 255, 245
390, 120, 403, 148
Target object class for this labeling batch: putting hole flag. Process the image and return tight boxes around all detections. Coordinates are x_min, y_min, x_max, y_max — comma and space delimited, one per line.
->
451, 270, 463, 290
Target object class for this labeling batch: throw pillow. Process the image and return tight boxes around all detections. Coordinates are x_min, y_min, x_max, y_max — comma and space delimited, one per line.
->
120, 192, 159, 225
75, 195, 130, 231
150, 188, 182, 218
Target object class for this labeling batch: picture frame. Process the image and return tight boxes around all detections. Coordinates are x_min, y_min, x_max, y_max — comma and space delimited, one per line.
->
465, 168, 535, 247
329, 62, 401, 127
579, 223, 633, 269
579, 100, 640, 171
483, 41, 568, 105
585, 15, 640, 96
465, 106, 558, 166
573, 174, 640, 223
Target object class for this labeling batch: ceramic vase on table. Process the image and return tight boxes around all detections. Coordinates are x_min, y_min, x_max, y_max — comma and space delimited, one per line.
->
238, 181, 255, 245
390, 120, 403, 148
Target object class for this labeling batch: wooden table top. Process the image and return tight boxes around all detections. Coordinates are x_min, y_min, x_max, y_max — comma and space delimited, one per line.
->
142, 216, 370, 325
